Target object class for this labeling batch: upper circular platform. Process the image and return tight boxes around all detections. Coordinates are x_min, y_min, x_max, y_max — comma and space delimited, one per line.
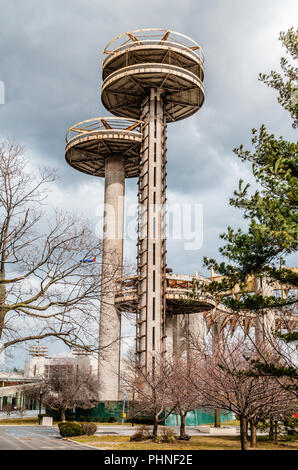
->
101, 29, 205, 122
65, 117, 142, 178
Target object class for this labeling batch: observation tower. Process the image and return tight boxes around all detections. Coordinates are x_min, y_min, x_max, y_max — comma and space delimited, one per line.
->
101, 29, 205, 376
65, 29, 297, 403
65, 28, 207, 401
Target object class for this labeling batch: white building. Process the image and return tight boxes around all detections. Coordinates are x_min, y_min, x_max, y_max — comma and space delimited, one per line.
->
24, 350, 98, 379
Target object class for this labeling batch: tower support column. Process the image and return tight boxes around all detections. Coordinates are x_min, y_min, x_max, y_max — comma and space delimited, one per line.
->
254, 277, 275, 352
98, 154, 125, 401
137, 88, 167, 372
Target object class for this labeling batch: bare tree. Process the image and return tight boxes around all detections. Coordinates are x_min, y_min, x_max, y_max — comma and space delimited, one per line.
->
191, 337, 297, 450
244, 308, 298, 398
0, 139, 120, 355
40, 364, 99, 421
167, 356, 202, 439
122, 353, 176, 439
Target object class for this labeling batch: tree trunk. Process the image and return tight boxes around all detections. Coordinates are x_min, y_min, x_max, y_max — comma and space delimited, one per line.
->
240, 416, 248, 451
250, 420, 257, 448
153, 415, 159, 439
274, 420, 278, 443
269, 418, 274, 440
214, 409, 221, 428
61, 410, 66, 422
180, 414, 186, 438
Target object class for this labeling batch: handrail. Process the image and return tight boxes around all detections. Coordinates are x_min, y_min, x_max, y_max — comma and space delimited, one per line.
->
66, 117, 143, 145
103, 28, 204, 65
102, 63, 204, 89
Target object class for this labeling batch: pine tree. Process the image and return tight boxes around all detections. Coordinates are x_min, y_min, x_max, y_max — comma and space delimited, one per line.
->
198, 28, 298, 391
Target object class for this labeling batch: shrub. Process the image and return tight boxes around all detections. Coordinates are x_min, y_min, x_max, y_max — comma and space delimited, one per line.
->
178, 434, 191, 441
130, 425, 152, 442
159, 427, 177, 443
81, 422, 97, 436
94, 417, 101, 422
108, 416, 117, 423
58, 422, 83, 437
127, 416, 154, 425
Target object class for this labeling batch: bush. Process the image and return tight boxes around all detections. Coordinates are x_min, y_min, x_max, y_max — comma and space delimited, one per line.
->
178, 434, 191, 441
81, 422, 97, 436
127, 416, 155, 425
159, 427, 177, 443
130, 425, 152, 442
58, 422, 83, 437
101, 416, 117, 423
94, 417, 101, 422
108, 416, 117, 423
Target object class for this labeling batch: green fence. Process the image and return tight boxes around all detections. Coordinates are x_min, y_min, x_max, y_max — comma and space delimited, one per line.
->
61, 402, 233, 426
165, 408, 233, 426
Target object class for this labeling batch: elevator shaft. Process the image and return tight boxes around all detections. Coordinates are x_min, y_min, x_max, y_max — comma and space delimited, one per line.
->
136, 89, 167, 371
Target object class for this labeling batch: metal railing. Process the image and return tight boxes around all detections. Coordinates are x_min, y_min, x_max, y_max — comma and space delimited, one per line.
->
66, 117, 143, 146
103, 28, 204, 65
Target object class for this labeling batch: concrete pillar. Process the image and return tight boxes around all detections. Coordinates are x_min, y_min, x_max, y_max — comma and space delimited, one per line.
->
98, 154, 125, 401
211, 316, 225, 356
254, 277, 275, 352
165, 314, 182, 358
188, 312, 205, 353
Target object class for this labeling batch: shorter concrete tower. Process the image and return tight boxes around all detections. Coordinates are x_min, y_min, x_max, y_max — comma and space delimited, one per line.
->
65, 117, 142, 400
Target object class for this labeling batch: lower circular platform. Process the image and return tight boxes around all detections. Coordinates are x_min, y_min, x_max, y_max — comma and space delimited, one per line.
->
101, 64, 204, 122
65, 117, 142, 178
114, 274, 216, 314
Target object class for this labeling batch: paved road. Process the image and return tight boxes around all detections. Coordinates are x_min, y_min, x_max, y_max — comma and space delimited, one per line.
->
0, 426, 93, 450
0, 424, 240, 449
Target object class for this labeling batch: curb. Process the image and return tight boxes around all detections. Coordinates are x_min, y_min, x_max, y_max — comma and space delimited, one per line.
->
65, 437, 105, 450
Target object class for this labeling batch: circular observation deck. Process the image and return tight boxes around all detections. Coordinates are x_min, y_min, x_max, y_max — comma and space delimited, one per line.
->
101, 29, 205, 122
65, 117, 143, 178
114, 274, 217, 315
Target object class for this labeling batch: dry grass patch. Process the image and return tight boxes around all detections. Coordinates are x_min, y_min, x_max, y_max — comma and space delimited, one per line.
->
72, 434, 298, 451
0, 417, 40, 425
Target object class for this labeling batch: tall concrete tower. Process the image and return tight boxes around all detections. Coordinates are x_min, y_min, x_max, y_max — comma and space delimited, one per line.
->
65, 30, 297, 406
65, 29, 213, 402
101, 29, 205, 373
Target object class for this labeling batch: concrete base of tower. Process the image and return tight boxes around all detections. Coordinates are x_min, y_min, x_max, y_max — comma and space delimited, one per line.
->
165, 311, 205, 358
98, 154, 125, 402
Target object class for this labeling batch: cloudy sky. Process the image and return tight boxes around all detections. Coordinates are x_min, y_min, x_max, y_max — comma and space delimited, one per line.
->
1, 0, 297, 365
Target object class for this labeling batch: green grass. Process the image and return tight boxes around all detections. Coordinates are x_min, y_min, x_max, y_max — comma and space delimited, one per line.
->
0, 417, 40, 425
0, 417, 132, 426
221, 419, 240, 426
71, 434, 298, 451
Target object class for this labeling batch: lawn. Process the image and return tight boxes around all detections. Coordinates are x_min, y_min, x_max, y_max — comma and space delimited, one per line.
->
71, 434, 298, 451
0, 417, 132, 426
0, 417, 40, 425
